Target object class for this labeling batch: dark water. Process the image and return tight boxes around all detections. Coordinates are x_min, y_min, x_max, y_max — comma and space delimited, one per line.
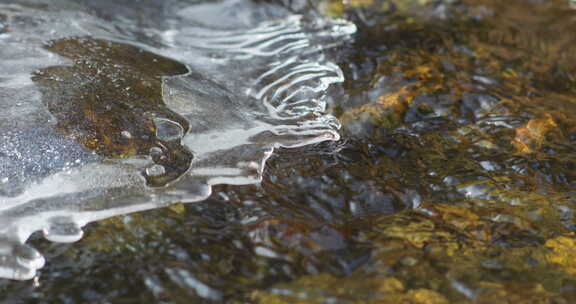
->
1, 0, 576, 303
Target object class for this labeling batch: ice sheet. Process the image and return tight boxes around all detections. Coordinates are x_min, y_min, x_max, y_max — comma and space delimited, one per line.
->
0, 0, 355, 279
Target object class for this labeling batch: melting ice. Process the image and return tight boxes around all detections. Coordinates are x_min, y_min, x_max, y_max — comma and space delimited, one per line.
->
0, 0, 355, 279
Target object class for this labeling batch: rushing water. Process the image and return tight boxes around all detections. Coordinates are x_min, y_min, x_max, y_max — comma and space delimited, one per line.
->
1, 0, 576, 303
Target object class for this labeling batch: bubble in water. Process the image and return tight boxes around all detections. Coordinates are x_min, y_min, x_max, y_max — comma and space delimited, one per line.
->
121, 131, 132, 138
0, 240, 45, 280
154, 118, 184, 142
146, 164, 166, 177
149, 146, 163, 156
42, 216, 84, 243
15, 244, 45, 269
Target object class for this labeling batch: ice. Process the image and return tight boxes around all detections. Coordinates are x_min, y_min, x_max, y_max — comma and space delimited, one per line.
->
42, 216, 84, 243
0, 0, 355, 279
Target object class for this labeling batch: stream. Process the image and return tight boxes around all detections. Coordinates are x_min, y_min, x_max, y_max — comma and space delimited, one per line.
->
1, 0, 576, 303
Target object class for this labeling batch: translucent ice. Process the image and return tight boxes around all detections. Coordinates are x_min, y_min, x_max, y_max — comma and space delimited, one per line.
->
0, 0, 355, 279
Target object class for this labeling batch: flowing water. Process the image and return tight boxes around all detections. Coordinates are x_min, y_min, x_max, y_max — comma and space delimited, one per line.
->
1, 0, 576, 303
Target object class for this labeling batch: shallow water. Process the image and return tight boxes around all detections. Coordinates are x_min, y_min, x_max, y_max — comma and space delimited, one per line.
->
1, 0, 576, 302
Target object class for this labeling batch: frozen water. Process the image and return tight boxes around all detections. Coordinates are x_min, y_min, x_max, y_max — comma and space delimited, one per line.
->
0, 0, 355, 279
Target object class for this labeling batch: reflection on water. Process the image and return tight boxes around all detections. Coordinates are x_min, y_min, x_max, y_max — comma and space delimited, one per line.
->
1, 0, 576, 303
0, 0, 354, 279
